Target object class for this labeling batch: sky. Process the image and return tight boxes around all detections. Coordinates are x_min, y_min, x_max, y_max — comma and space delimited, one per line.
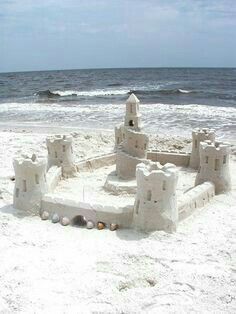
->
0, 0, 236, 72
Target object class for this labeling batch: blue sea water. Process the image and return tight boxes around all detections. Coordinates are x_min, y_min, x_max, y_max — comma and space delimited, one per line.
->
0, 68, 235, 140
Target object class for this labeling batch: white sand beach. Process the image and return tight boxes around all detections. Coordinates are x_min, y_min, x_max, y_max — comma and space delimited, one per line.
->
0, 127, 235, 313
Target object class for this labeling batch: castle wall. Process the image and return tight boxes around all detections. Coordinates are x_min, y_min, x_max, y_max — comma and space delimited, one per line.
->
189, 128, 215, 169
195, 141, 231, 194
76, 153, 116, 172
41, 195, 133, 227
123, 128, 149, 158
133, 162, 179, 233
178, 181, 215, 220
116, 150, 148, 180
13, 155, 48, 213
147, 150, 190, 167
46, 166, 62, 193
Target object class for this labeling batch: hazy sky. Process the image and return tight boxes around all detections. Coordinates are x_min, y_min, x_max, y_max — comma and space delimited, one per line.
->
0, 0, 236, 72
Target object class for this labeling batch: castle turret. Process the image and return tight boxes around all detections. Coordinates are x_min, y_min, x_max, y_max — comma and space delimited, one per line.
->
133, 161, 179, 233
195, 141, 231, 194
46, 135, 76, 177
189, 128, 215, 169
116, 128, 149, 179
124, 93, 142, 131
13, 154, 48, 213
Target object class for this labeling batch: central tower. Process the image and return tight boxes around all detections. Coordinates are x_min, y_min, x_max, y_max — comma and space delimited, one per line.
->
124, 93, 142, 131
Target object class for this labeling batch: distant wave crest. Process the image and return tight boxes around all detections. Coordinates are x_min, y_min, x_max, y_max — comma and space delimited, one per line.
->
36, 89, 129, 98
130, 88, 194, 95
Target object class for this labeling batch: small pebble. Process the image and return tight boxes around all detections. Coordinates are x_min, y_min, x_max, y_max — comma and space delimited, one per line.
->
52, 213, 60, 223
97, 222, 105, 230
86, 220, 94, 229
110, 223, 118, 231
61, 217, 70, 226
41, 211, 49, 220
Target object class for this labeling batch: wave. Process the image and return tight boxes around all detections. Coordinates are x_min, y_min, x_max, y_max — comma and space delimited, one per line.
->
107, 83, 123, 87
129, 88, 194, 95
35, 87, 196, 100
36, 90, 61, 98
36, 89, 129, 98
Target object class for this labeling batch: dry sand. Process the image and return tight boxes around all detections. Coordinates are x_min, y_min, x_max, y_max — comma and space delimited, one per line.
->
0, 128, 235, 313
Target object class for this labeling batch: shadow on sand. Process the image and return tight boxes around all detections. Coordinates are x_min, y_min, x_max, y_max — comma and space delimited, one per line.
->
115, 228, 149, 241
0, 203, 32, 219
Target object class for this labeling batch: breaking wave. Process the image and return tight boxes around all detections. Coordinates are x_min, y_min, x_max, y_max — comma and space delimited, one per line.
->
36, 89, 129, 98
35, 87, 195, 100
130, 88, 194, 95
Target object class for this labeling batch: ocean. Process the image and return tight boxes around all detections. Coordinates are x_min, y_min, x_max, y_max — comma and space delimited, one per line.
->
0, 68, 235, 141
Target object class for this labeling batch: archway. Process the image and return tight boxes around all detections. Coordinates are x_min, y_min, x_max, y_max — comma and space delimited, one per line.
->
71, 215, 87, 227
129, 120, 134, 127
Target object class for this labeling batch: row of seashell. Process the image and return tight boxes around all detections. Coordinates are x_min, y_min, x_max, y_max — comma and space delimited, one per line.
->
41, 211, 118, 231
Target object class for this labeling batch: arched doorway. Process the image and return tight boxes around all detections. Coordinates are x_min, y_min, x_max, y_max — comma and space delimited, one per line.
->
71, 215, 87, 227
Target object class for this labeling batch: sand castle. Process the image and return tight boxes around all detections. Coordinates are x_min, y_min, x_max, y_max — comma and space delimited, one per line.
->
12, 94, 232, 233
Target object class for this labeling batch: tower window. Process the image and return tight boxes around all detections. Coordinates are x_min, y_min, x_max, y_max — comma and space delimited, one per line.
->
55, 151, 58, 158
223, 155, 227, 164
215, 159, 220, 171
15, 188, 19, 198
144, 143, 147, 150
195, 140, 198, 148
47, 147, 50, 155
23, 180, 27, 192
162, 181, 166, 191
147, 190, 152, 201
129, 120, 134, 127
136, 200, 140, 214
135, 140, 138, 148
205, 156, 209, 164
35, 174, 39, 184
62, 145, 66, 152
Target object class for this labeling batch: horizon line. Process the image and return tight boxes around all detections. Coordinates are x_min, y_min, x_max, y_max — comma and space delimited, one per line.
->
1, 66, 236, 75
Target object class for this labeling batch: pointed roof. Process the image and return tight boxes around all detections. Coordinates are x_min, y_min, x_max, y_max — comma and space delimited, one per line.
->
126, 93, 140, 104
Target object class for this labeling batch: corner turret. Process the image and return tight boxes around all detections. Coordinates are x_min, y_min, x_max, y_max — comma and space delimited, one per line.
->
13, 154, 48, 213
189, 128, 215, 169
195, 141, 231, 194
133, 161, 179, 232
46, 135, 76, 177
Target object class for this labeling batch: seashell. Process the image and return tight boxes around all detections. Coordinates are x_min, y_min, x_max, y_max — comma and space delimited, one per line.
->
61, 216, 70, 226
110, 223, 118, 231
41, 211, 49, 220
97, 222, 105, 230
52, 213, 60, 223
86, 220, 94, 229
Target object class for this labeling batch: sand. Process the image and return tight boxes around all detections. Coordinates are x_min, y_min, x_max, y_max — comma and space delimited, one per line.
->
0, 128, 235, 314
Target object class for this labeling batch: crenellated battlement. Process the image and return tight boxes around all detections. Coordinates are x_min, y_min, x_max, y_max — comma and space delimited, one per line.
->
200, 140, 231, 154
14, 154, 46, 170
